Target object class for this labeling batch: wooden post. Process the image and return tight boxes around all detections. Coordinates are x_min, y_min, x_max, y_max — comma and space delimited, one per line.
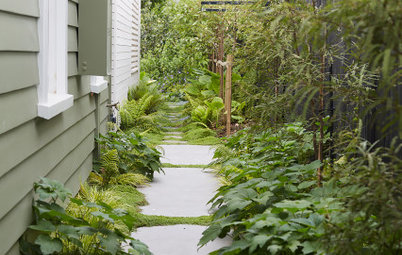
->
225, 55, 233, 137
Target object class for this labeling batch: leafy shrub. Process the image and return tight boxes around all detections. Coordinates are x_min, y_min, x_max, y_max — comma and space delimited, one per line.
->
97, 131, 164, 180
183, 127, 216, 141
201, 123, 402, 254
127, 72, 165, 114
128, 72, 158, 101
120, 72, 166, 131
199, 123, 331, 254
99, 149, 120, 186
185, 70, 245, 129
141, 0, 210, 89
120, 93, 161, 130
322, 138, 402, 254
20, 178, 150, 255
181, 124, 221, 145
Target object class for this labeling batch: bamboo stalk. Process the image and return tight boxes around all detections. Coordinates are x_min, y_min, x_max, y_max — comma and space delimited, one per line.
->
225, 55, 233, 137
218, 21, 225, 101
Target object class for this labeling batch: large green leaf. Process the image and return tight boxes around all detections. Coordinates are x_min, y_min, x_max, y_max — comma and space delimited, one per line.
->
99, 233, 120, 255
34, 235, 62, 255
227, 199, 252, 211
127, 239, 152, 255
268, 244, 282, 254
249, 234, 270, 253
274, 200, 312, 213
28, 220, 56, 233
298, 181, 316, 189
199, 75, 212, 85
198, 224, 222, 246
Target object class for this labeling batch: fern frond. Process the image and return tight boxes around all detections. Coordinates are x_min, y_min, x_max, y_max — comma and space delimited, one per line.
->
109, 173, 150, 187
100, 149, 119, 183
87, 172, 104, 186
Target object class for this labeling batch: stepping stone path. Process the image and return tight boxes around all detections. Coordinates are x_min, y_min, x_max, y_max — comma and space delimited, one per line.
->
131, 102, 231, 254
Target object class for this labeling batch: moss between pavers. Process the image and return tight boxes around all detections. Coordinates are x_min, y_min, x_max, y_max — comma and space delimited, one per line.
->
161, 163, 210, 168
133, 214, 212, 229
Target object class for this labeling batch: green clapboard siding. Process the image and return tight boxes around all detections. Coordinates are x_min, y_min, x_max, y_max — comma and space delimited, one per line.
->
100, 101, 109, 122
68, 52, 79, 76
0, 11, 39, 51
0, 139, 94, 255
68, 76, 91, 99
68, 26, 78, 52
0, 86, 37, 135
0, 95, 96, 183
100, 118, 108, 135
5, 242, 19, 255
0, 113, 95, 220
47, 138, 94, 188
0, 0, 110, 253
0, 191, 34, 255
0, 0, 39, 18
64, 153, 94, 196
68, 1, 78, 27
0, 52, 39, 94
100, 89, 109, 104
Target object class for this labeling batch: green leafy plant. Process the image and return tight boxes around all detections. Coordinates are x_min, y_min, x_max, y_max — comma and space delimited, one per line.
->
323, 138, 402, 254
97, 131, 164, 180
141, 0, 211, 89
204, 97, 225, 128
199, 123, 334, 254
20, 178, 150, 255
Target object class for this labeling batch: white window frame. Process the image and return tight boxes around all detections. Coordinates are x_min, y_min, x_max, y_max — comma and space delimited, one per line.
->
81, 75, 108, 94
37, 0, 73, 120
87, 76, 108, 94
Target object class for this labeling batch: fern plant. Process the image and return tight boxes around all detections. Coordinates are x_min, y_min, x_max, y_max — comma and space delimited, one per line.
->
20, 178, 151, 255
97, 131, 164, 180
99, 149, 119, 185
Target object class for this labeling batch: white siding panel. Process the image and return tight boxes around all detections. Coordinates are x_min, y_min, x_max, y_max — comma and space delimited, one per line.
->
111, 0, 140, 112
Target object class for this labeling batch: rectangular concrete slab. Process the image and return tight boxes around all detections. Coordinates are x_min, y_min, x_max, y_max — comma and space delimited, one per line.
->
139, 168, 218, 217
158, 145, 215, 165
132, 225, 231, 255
164, 135, 182, 139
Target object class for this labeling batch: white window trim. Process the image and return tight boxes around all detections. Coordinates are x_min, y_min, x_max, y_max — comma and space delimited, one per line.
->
81, 76, 108, 94
90, 76, 108, 94
37, 0, 73, 120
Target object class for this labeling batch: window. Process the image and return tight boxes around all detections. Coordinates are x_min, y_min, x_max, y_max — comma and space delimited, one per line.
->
37, 0, 73, 120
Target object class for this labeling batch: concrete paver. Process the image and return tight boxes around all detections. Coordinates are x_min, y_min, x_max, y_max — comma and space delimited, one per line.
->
131, 103, 230, 254
139, 168, 218, 217
158, 145, 215, 165
164, 135, 182, 139
166, 132, 182, 135
132, 225, 231, 255
162, 140, 187, 144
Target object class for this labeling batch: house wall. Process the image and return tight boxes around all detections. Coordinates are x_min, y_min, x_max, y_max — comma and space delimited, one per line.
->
111, 0, 141, 108
0, 0, 110, 254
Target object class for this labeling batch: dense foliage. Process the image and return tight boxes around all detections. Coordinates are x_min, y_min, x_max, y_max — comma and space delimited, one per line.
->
200, 125, 401, 254
20, 178, 150, 255
139, 0, 401, 254
23, 0, 398, 254
97, 131, 163, 180
141, 0, 210, 89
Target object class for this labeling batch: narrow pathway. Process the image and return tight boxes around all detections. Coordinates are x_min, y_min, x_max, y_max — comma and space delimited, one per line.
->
130, 103, 230, 255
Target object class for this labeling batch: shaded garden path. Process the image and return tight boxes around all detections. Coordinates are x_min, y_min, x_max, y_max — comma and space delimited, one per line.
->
130, 103, 231, 254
